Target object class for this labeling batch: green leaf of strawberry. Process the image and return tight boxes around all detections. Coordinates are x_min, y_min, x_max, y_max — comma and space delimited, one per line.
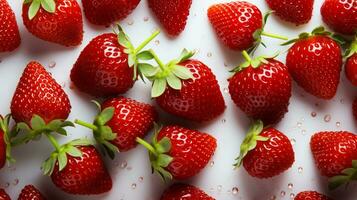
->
25, 0, 56, 20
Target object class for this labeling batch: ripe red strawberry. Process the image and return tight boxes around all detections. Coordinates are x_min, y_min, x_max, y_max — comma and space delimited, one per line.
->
42, 139, 112, 195
235, 120, 295, 178
295, 191, 332, 200
82, 0, 140, 26
18, 185, 46, 200
142, 49, 225, 122
22, 0, 83, 46
75, 97, 157, 157
208, 1, 287, 51
265, 0, 314, 25
11, 61, 71, 125
229, 51, 292, 125
161, 183, 215, 200
0, 0, 21, 52
148, 0, 192, 36
345, 37, 357, 85
71, 27, 159, 97
285, 27, 342, 99
137, 125, 217, 180
310, 131, 357, 190
0, 115, 12, 170
321, 0, 357, 35
0, 189, 10, 200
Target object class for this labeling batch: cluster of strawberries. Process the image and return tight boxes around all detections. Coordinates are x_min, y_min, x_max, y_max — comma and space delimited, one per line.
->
0, 0, 356, 199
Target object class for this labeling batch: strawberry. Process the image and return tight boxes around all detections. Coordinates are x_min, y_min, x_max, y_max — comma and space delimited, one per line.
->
161, 183, 215, 200
18, 185, 46, 200
284, 27, 343, 99
148, 0, 192, 36
0, 0, 21, 52
22, 0, 83, 46
265, 0, 314, 25
42, 138, 112, 195
141, 49, 225, 122
0, 115, 13, 170
0, 189, 10, 200
75, 97, 157, 157
345, 37, 357, 86
11, 61, 71, 125
228, 51, 292, 125
136, 125, 217, 180
71, 26, 159, 97
310, 131, 357, 190
82, 0, 141, 26
207, 2, 287, 51
321, 0, 357, 35
235, 120, 295, 178
295, 191, 332, 200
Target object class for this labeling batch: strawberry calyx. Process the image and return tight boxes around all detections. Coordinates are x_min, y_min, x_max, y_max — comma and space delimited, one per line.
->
345, 35, 357, 59
328, 160, 357, 190
75, 101, 119, 159
116, 25, 160, 80
24, 0, 56, 20
12, 115, 74, 146
234, 120, 269, 168
136, 124, 174, 182
231, 50, 279, 73
139, 49, 195, 98
0, 115, 16, 164
282, 26, 346, 46
248, 11, 288, 54
42, 137, 93, 176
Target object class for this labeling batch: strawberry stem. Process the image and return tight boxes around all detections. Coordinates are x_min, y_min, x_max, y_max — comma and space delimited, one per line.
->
149, 50, 166, 71
261, 31, 288, 40
74, 119, 98, 131
242, 51, 252, 62
136, 137, 158, 156
45, 133, 60, 152
135, 30, 160, 53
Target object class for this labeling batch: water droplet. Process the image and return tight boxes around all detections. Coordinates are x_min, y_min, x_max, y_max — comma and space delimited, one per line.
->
298, 167, 303, 173
207, 52, 212, 57
297, 122, 302, 128
143, 17, 149, 22
217, 185, 222, 191
336, 121, 341, 127
288, 183, 293, 189
340, 98, 345, 104
120, 161, 127, 169
311, 112, 317, 117
270, 195, 277, 200
48, 61, 56, 68
127, 20, 134, 25
210, 161, 215, 167
221, 119, 226, 123
324, 114, 331, 122
232, 187, 239, 195
290, 193, 295, 199
224, 88, 229, 93
12, 179, 19, 186
280, 191, 286, 196
138, 177, 144, 182
290, 138, 296, 145
301, 129, 306, 135
131, 183, 137, 189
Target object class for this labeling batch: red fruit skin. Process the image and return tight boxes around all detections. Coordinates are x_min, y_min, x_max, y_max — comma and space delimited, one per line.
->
148, 0, 192, 36
321, 0, 357, 35
101, 97, 157, 151
0, 189, 10, 200
71, 33, 134, 97
158, 126, 217, 180
156, 60, 225, 122
353, 97, 357, 121
243, 128, 295, 178
229, 59, 292, 125
22, 0, 83, 46
295, 191, 332, 200
0, 0, 21, 52
11, 62, 71, 124
310, 131, 357, 177
207, 1, 263, 51
18, 185, 46, 200
0, 119, 5, 169
82, 0, 140, 26
161, 183, 215, 200
51, 146, 112, 195
286, 36, 342, 99
265, 0, 314, 25
345, 54, 357, 86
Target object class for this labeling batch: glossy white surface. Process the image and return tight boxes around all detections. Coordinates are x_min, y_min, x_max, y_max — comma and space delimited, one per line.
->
0, 0, 356, 199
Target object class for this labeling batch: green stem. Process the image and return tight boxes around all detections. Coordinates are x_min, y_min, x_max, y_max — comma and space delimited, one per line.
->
242, 50, 252, 62
75, 119, 98, 131
261, 31, 289, 40
136, 137, 158, 156
149, 50, 166, 71
45, 133, 60, 152
135, 30, 160, 53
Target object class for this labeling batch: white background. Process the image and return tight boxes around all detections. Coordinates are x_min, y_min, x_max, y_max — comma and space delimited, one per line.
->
1, 0, 357, 199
